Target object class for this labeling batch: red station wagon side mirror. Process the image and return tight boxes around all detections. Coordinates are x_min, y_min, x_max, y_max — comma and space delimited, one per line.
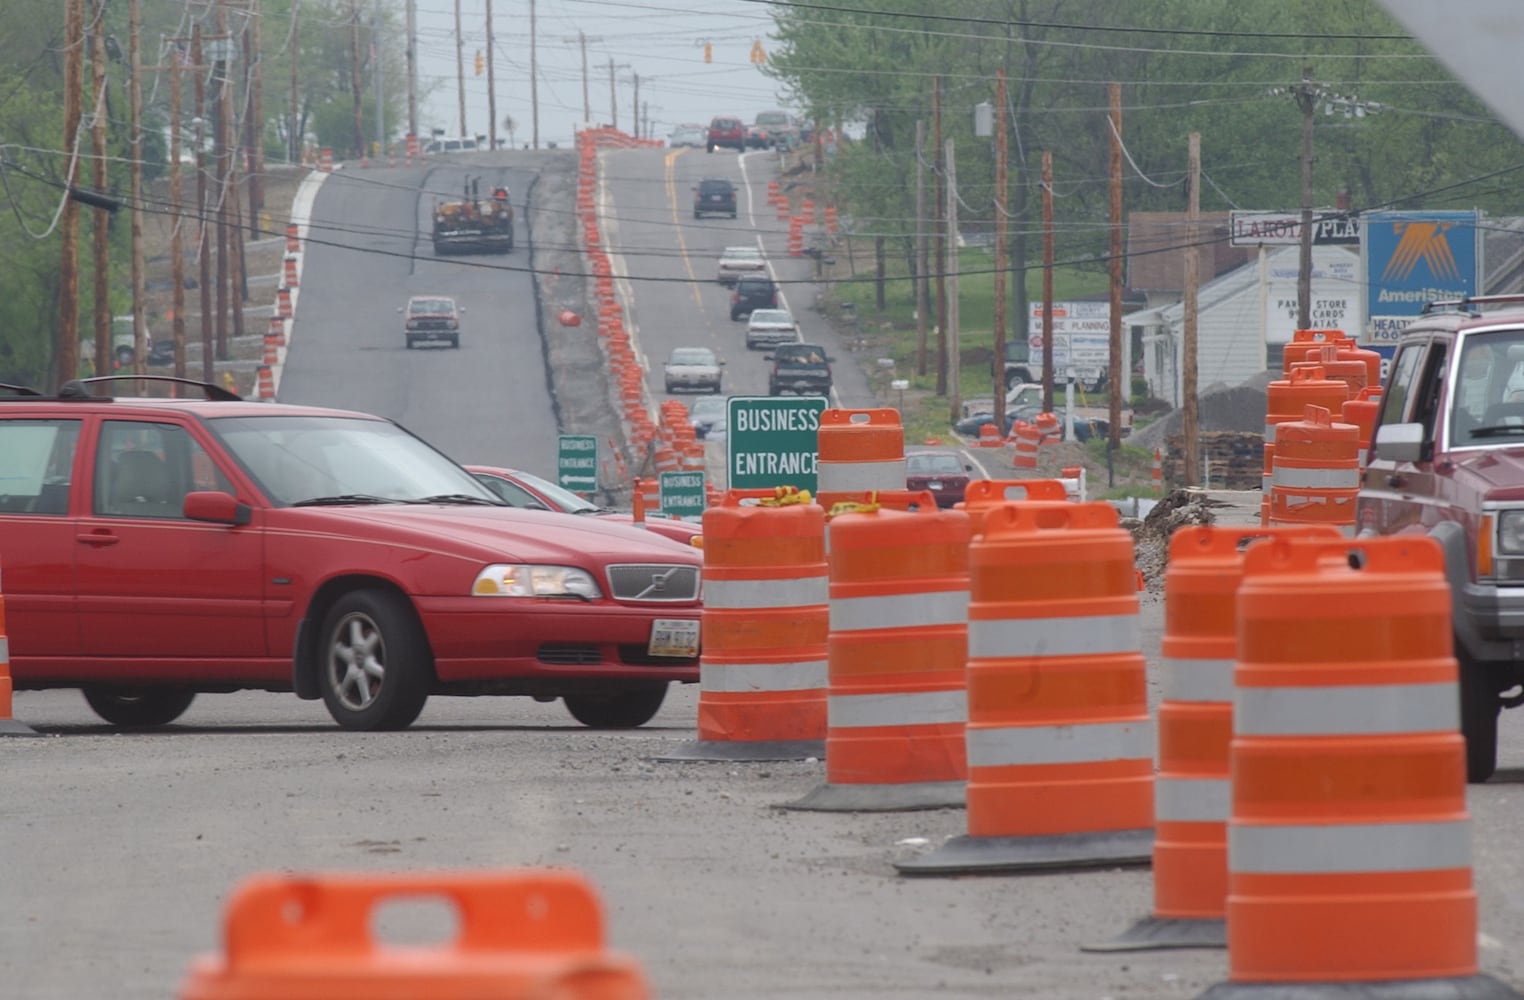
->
184, 490, 252, 526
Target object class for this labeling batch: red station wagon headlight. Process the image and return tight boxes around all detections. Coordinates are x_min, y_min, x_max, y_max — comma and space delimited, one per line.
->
472, 565, 602, 599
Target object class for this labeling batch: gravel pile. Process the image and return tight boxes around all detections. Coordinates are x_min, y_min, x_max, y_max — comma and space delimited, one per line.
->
1127, 488, 1231, 593
1130, 371, 1277, 452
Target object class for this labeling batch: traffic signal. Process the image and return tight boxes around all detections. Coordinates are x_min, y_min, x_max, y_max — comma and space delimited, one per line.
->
749, 40, 766, 64
474, 50, 483, 75
703, 42, 712, 64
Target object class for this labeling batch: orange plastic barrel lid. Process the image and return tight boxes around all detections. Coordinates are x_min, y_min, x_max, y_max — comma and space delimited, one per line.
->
178, 870, 649, 1000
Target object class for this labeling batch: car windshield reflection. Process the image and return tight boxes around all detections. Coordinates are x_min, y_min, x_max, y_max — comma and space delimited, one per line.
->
210, 414, 500, 507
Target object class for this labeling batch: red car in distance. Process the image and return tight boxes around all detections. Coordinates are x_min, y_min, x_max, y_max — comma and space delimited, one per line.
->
466, 466, 702, 548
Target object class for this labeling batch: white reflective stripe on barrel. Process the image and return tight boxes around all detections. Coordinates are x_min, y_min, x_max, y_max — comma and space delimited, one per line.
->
966, 719, 1154, 767
1230, 819, 1472, 874
0, 636, 7, 662
1160, 656, 1235, 703
1270, 466, 1360, 489
1156, 776, 1230, 822
701, 659, 827, 693
828, 688, 967, 728
830, 590, 968, 633
816, 459, 909, 492
968, 614, 1139, 659
705, 576, 829, 610
1235, 682, 1458, 736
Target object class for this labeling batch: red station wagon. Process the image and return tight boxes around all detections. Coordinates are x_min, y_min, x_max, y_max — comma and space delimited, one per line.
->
0, 378, 702, 731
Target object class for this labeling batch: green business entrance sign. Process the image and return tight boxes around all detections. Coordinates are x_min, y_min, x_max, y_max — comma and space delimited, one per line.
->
726, 396, 827, 494
556, 435, 598, 494
659, 470, 706, 521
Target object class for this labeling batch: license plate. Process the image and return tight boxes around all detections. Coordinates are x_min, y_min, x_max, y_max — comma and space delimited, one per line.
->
928, 481, 942, 489
648, 619, 700, 658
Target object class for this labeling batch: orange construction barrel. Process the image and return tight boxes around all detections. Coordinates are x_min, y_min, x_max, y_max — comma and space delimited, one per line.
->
1086, 524, 1341, 953
1198, 535, 1509, 997
898, 501, 1153, 874
784, 504, 970, 811
1268, 404, 1360, 536
815, 409, 906, 508
958, 479, 1069, 536
656, 488, 827, 762
1262, 366, 1351, 524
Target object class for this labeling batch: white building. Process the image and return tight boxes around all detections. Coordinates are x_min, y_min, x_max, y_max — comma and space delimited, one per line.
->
1127, 244, 1359, 407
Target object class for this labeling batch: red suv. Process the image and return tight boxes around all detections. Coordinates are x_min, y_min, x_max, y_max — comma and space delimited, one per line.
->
0, 378, 702, 732
402, 295, 461, 350
1357, 295, 1524, 782
707, 116, 744, 153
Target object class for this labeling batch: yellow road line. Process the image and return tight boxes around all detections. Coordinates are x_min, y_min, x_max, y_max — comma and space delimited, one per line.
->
664, 149, 706, 311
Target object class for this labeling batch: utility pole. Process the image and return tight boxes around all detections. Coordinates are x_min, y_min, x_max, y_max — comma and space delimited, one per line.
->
128, 0, 146, 375
608, 57, 617, 130
1107, 81, 1123, 452
993, 70, 1008, 427
57, 0, 84, 383
914, 119, 927, 377
454, 0, 465, 137
193, 24, 212, 382
373, 0, 383, 157
529, 0, 538, 148
932, 77, 946, 396
169, 42, 188, 378
1184, 132, 1201, 488
288, 0, 299, 163
90, 3, 110, 379
349, 0, 363, 157
405, 0, 417, 142
946, 137, 960, 424
632, 72, 639, 140
1294, 67, 1315, 331
215, 0, 232, 361
1042, 151, 1055, 414
485, 0, 497, 149
567, 31, 602, 124
247, 0, 263, 216
228, 7, 247, 348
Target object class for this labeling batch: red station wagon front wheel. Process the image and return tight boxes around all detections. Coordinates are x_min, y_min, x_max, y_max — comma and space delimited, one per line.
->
318, 589, 432, 731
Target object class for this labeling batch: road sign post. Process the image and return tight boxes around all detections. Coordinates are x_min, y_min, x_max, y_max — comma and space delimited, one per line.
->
556, 434, 599, 494
659, 471, 706, 522
726, 396, 828, 495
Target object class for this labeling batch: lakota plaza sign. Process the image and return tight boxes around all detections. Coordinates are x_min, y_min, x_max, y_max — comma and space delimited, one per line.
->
726, 396, 828, 494
1229, 210, 1361, 247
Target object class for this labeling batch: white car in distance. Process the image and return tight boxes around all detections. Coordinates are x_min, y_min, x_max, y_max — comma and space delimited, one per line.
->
716, 245, 766, 286
745, 308, 800, 350
664, 347, 725, 394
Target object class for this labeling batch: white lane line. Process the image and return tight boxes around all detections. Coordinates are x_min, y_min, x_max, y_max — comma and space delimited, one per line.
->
739, 150, 841, 408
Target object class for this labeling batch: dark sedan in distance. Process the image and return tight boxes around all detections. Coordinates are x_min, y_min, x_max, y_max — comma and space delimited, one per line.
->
905, 450, 974, 508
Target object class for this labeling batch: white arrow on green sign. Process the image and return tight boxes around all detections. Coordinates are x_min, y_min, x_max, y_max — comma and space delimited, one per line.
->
556, 434, 599, 494
726, 395, 827, 494
659, 470, 706, 522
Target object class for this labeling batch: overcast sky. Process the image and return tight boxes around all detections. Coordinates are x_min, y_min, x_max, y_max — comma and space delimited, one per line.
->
408, 0, 788, 147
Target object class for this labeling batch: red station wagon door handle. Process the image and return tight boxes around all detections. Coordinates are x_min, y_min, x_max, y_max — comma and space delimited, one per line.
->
77, 531, 120, 547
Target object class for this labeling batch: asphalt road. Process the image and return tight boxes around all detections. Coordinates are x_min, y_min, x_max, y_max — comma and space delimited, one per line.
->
597, 146, 878, 409
3, 151, 1523, 999
277, 156, 557, 478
